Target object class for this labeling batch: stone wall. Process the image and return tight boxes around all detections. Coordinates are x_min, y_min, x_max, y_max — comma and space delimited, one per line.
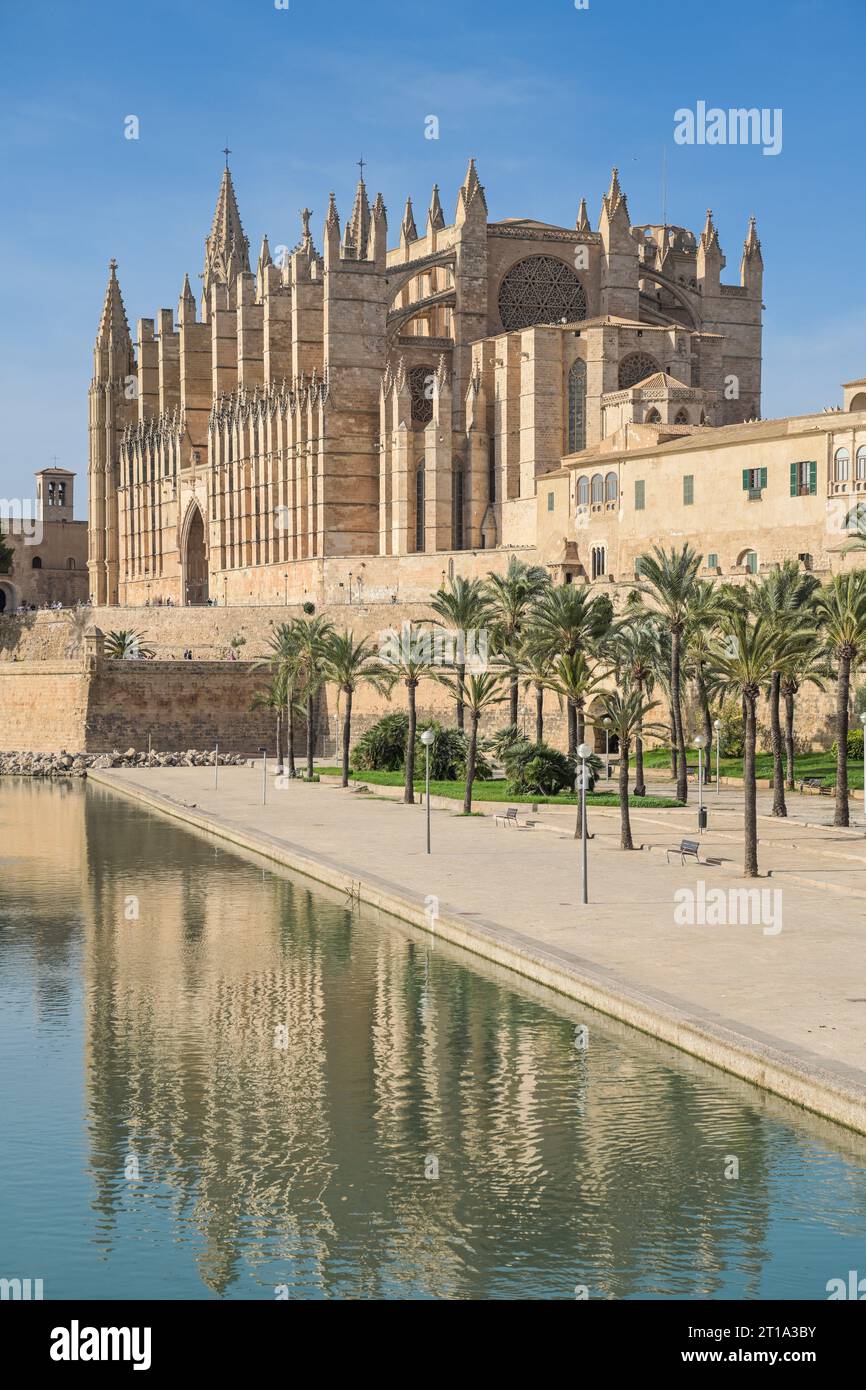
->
0, 662, 90, 751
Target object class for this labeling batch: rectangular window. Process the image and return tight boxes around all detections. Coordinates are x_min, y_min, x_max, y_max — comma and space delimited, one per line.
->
683, 475, 694, 506
742, 466, 767, 496
707, 552, 718, 569
635, 479, 645, 510
547, 491, 555, 512
790, 460, 817, 496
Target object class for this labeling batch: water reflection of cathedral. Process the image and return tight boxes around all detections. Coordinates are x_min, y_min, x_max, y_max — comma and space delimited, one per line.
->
1, 779, 783, 1297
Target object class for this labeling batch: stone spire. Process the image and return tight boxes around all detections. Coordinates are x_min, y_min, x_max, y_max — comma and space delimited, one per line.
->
344, 174, 371, 258
700, 208, 721, 255
95, 259, 132, 350
742, 214, 763, 265
178, 271, 197, 324
575, 197, 590, 233
456, 156, 488, 222
601, 166, 629, 223
257, 234, 272, 271
202, 163, 251, 298
401, 195, 418, 243
427, 183, 445, 233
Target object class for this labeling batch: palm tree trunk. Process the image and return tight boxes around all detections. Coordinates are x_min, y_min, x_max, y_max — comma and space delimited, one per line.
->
509, 674, 519, 728
697, 672, 712, 784
456, 661, 465, 732
671, 630, 688, 803
669, 711, 677, 779
286, 692, 296, 778
567, 697, 577, 759
575, 700, 584, 752
744, 693, 759, 877
464, 709, 479, 814
535, 684, 544, 745
341, 686, 352, 788
769, 670, 786, 817
405, 680, 417, 804
834, 652, 851, 827
619, 734, 633, 850
784, 685, 796, 791
276, 710, 283, 770
306, 691, 315, 779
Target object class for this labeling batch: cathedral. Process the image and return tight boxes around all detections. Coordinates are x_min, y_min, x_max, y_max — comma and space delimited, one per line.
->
87, 159, 764, 606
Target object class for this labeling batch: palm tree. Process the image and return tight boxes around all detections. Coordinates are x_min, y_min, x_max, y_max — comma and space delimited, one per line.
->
778, 648, 828, 791
436, 671, 504, 812
485, 557, 549, 725
637, 544, 702, 803
813, 571, 866, 826
257, 621, 304, 778
746, 562, 819, 817
545, 649, 606, 763
517, 642, 553, 745
295, 616, 336, 779
429, 576, 493, 730
614, 614, 662, 796
593, 686, 664, 849
525, 583, 612, 753
377, 622, 437, 803
251, 670, 288, 768
323, 631, 384, 788
104, 629, 155, 659
712, 614, 807, 876
685, 581, 731, 782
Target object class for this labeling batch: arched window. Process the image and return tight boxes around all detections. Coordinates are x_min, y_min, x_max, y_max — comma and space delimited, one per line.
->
619, 352, 660, 389
577, 475, 589, 507
409, 366, 435, 425
605, 471, 618, 503
415, 463, 426, 552
590, 473, 603, 505
452, 459, 465, 550
567, 359, 587, 453
857, 446, 866, 481
674, 408, 689, 425
31, 556, 42, 569
835, 447, 850, 482
645, 408, 661, 424
66, 558, 76, 570
739, 549, 758, 574
591, 545, 606, 580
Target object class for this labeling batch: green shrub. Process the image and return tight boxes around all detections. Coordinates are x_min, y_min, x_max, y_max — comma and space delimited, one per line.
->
715, 700, 744, 760
504, 740, 576, 795
490, 724, 527, 761
415, 722, 493, 781
353, 712, 409, 771
831, 728, 864, 760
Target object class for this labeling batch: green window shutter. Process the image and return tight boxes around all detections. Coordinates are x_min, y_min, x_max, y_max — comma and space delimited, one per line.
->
683, 475, 694, 505
790, 462, 798, 497
809, 460, 817, 494
760, 467, 768, 490
635, 480, 645, 510
547, 491, 555, 511
742, 468, 750, 490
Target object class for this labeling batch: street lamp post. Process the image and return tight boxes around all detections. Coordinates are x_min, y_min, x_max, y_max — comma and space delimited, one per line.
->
577, 741, 592, 904
283, 573, 288, 606
693, 733, 707, 831
714, 718, 721, 795
861, 713, 866, 832
348, 571, 353, 604
259, 747, 267, 806
214, 742, 219, 791
604, 717, 611, 780
421, 728, 435, 854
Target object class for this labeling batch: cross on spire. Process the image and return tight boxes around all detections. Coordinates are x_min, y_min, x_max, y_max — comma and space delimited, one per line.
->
357, 156, 366, 180
223, 145, 231, 167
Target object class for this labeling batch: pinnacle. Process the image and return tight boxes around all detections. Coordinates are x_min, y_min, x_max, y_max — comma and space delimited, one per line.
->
203, 164, 250, 290
575, 197, 590, 233
428, 183, 445, 231
401, 195, 418, 242
96, 258, 132, 348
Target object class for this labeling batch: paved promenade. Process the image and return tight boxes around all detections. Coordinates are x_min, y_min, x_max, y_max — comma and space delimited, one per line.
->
88, 765, 866, 1134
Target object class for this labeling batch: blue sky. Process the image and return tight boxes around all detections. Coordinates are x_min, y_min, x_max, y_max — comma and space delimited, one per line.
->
1, 0, 864, 516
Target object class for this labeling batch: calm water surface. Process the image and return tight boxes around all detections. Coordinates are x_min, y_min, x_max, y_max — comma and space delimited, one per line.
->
1, 779, 865, 1300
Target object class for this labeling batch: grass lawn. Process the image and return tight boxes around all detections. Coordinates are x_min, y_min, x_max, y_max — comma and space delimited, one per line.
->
642, 748, 861, 788
318, 767, 682, 808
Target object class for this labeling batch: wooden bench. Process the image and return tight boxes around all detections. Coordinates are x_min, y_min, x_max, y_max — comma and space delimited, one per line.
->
666, 838, 702, 865
800, 776, 834, 796
494, 806, 522, 828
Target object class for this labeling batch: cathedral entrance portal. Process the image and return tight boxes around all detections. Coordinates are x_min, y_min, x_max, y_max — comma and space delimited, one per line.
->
183, 506, 208, 606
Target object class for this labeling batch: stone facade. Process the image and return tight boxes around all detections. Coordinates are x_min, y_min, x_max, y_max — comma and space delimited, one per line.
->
0, 469, 88, 612
88, 163, 763, 607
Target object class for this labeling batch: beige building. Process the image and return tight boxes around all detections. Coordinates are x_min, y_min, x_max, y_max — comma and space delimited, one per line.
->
537, 381, 866, 585
0, 468, 88, 612
88, 163, 764, 606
